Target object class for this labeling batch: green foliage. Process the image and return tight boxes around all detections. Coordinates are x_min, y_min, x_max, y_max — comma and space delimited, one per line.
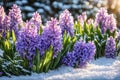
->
0, 19, 120, 77
0, 30, 30, 76
0, 53, 30, 76
74, 21, 118, 59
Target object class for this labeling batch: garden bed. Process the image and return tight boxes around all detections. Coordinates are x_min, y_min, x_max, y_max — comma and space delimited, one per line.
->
1, 56, 120, 80
0, 4, 120, 79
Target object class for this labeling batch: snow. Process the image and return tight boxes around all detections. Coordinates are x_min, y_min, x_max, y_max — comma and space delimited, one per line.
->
33, 2, 41, 7
37, 9, 44, 13
0, 57, 120, 80
24, 6, 34, 11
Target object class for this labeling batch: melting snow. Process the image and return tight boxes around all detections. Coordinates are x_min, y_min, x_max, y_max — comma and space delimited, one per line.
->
0, 57, 120, 80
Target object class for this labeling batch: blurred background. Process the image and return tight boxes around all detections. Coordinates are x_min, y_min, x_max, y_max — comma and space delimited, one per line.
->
0, 0, 120, 27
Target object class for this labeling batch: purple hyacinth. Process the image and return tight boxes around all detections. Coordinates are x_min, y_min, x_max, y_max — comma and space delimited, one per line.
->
0, 6, 5, 34
62, 40, 96, 68
95, 8, 108, 24
38, 18, 62, 57
2, 16, 11, 38
29, 12, 42, 31
0, 6, 5, 20
73, 40, 96, 67
95, 8, 117, 33
78, 12, 87, 26
62, 51, 76, 67
105, 36, 116, 58
59, 9, 74, 37
9, 4, 23, 35
0, 6, 11, 38
16, 21, 39, 67
104, 14, 117, 32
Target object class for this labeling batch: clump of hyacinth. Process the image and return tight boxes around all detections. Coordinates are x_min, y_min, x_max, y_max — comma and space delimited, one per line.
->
62, 40, 96, 68
9, 4, 23, 35
105, 36, 116, 58
78, 12, 87, 26
16, 21, 39, 67
59, 9, 74, 37
38, 18, 62, 57
29, 12, 42, 31
95, 8, 117, 33
73, 40, 96, 67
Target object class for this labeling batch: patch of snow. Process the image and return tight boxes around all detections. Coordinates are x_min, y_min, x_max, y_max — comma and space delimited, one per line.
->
38, 3, 52, 14
28, 13, 33, 17
0, 57, 120, 80
15, 1, 22, 5
72, 4, 78, 9
73, 0, 79, 4
23, 6, 34, 12
21, 0, 28, 4
53, 2, 63, 8
63, 5, 71, 9
52, 1, 58, 8
37, 9, 44, 13
34, 2, 41, 7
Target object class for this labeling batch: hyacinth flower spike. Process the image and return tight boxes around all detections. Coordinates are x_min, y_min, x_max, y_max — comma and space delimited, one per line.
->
78, 12, 87, 26
38, 18, 62, 58
0, 6, 6, 36
9, 4, 23, 36
16, 21, 39, 68
105, 36, 116, 58
29, 12, 42, 32
95, 8, 117, 33
59, 9, 74, 37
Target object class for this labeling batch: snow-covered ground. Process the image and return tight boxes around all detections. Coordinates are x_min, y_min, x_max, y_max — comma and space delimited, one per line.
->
0, 57, 120, 80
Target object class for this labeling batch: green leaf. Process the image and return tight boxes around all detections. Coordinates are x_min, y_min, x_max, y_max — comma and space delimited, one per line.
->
96, 27, 102, 39
39, 26, 43, 35
6, 31, 10, 39
42, 46, 53, 72
12, 30, 16, 43
33, 49, 41, 73
84, 22, 90, 35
